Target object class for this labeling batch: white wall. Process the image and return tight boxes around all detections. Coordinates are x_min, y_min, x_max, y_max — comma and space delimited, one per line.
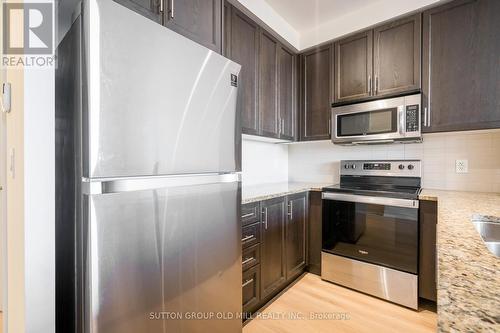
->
288, 130, 500, 193
242, 139, 288, 185
24, 67, 55, 332
299, 0, 442, 49
233, 0, 300, 49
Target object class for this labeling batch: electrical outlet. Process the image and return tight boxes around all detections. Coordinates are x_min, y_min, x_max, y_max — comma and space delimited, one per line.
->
455, 159, 468, 173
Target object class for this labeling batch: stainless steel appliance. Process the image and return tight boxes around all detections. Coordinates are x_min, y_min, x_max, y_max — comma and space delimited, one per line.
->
321, 160, 421, 309
55, 1, 242, 332
331, 94, 422, 145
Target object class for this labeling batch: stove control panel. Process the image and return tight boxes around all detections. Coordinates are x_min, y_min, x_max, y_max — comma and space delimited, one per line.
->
340, 160, 421, 177
363, 163, 391, 170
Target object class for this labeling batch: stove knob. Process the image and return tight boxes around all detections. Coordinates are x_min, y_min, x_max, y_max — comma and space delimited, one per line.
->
398, 164, 405, 170
344, 164, 350, 169
351, 164, 356, 169
408, 164, 414, 170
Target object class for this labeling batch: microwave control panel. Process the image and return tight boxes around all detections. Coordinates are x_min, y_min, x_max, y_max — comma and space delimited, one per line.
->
405, 105, 419, 132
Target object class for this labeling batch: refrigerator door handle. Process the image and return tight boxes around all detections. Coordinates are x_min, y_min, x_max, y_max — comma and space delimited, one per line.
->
82, 172, 241, 195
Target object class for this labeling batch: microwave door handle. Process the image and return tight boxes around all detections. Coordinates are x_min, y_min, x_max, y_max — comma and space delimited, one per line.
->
399, 106, 405, 135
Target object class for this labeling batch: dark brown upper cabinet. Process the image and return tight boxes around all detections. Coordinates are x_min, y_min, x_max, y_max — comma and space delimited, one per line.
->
113, 0, 162, 23
334, 31, 373, 103
224, 4, 298, 141
259, 31, 280, 138
285, 192, 307, 279
334, 14, 421, 104
422, 0, 500, 133
374, 14, 421, 97
278, 45, 297, 141
164, 0, 222, 52
260, 197, 286, 300
226, 6, 260, 135
300, 45, 333, 141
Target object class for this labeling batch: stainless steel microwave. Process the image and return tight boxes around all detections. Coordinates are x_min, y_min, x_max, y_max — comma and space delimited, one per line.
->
331, 94, 422, 145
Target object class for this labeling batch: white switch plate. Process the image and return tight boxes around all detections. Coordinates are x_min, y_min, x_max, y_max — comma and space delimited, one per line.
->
455, 159, 468, 173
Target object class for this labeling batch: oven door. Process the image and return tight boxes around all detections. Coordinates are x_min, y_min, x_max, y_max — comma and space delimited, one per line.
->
322, 193, 419, 274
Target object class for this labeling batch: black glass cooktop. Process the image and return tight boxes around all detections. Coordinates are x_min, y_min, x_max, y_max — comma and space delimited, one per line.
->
323, 176, 421, 200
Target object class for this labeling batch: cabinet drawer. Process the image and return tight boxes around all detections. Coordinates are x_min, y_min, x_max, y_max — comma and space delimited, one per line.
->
242, 222, 261, 249
242, 244, 260, 271
242, 202, 260, 226
242, 264, 260, 313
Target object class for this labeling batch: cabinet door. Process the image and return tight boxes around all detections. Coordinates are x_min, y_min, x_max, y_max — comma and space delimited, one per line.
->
300, 45, 333, 141
260, 197, 286, 299
259, 31, 279, 138
373, 14, 421, 97
286, 192, 307, 279
228, 8, 260, 135
113, 0, 162, 23
164, 0, 222, 52
334, 30, 373, 103
422, 0, 500, 132
242, 264, 260, 314
279, 45, 296, 141
419, 200, 437, 302
307, 191, 322, 275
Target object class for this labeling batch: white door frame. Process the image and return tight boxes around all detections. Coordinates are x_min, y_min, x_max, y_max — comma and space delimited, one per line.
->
0, 104, 5, 314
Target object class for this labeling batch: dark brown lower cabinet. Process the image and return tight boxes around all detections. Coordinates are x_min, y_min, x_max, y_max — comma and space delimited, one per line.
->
260, 197, 287, 299
307, 191, 322, 275
242, 264, 260, 313
419, 199, 437, 302
241, 192, 308, 316
285, 193, 307, 279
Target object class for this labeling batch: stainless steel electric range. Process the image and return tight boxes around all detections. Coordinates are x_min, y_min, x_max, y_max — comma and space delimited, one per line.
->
321, 160, 421, 309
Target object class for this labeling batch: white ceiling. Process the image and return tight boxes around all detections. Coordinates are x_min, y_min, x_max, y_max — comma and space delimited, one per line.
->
264, 0, 380, 33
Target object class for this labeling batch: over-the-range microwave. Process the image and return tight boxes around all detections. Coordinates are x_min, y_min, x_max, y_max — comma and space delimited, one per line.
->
331, 94, 422, 145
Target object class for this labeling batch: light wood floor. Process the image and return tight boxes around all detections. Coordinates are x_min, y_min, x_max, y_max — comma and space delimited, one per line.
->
243, 273, 437, 333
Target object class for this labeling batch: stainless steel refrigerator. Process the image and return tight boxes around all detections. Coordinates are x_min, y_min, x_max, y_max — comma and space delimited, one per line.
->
56, 1, 242, 332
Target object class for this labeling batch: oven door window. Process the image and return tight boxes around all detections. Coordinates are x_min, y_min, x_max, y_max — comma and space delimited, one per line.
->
336, 108, 398, 137
323, 200, 418, 274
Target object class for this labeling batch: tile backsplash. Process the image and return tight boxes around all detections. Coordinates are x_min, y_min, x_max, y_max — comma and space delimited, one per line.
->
288, 130, 500, 193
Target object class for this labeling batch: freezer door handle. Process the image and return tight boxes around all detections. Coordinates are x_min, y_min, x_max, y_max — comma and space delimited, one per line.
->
82, 173, 241, 194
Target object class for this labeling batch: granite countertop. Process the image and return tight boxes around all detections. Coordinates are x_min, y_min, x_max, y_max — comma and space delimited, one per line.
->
242, 182, 332, 204
419, 189, 500, 333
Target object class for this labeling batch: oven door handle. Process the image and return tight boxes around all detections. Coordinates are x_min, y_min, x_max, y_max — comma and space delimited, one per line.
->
322, 192, 419, 209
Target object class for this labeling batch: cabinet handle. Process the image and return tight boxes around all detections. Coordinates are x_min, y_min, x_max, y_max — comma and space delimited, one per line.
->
287, 202, 293, 220
242, 257, 255, 266
262, 208, 268, 230
241, 212, 254, 219
368, 75, 372, 95
242, 278, 254, 288
170, 0, 174, 18
328, 117, 331, 135
159, 0, 163, 13
241, 235, 254, 242
375, 76, 379, 94
427, 104, 431, 127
